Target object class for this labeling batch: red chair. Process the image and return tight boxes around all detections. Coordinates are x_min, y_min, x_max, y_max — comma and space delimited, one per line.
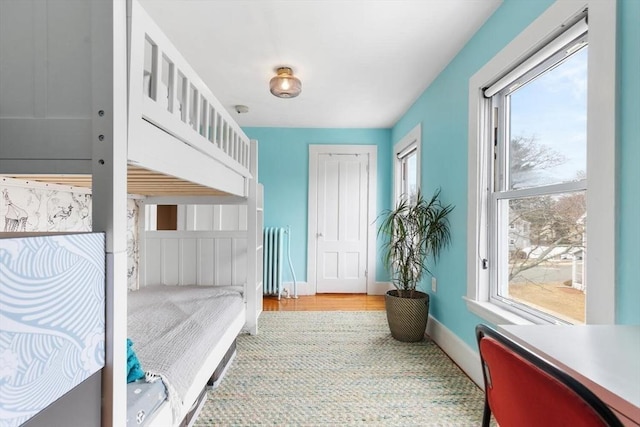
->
475, 324, 623, 427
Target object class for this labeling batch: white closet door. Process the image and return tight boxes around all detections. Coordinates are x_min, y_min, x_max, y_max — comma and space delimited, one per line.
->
315, 153, 369, 293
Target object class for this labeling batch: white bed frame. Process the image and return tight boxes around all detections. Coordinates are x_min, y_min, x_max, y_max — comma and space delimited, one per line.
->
138, 202, 263, 426
0, 1, 263, 425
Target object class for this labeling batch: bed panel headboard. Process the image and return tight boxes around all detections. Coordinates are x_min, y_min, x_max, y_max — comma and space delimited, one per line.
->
142, 230, 247, 287
0, 233, 105, 427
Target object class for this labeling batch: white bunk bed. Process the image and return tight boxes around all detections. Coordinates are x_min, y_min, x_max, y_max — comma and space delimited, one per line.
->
129, 196, 264, 426
0, 1, 263, 426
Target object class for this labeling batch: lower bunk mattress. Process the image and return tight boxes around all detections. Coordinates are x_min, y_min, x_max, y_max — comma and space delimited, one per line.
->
127, 285, 245, 425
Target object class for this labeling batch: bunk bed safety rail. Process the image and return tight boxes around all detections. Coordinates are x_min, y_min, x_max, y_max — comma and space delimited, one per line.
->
129, 1, 251, 177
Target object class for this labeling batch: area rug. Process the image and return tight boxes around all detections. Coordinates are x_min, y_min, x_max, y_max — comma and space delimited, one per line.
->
195, 311, 485, 426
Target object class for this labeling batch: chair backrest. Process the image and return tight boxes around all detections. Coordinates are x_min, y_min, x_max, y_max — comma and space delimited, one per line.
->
475, 324, 623, 427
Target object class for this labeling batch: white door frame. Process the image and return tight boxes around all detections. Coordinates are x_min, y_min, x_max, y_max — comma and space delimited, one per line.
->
307, 144, 377, 294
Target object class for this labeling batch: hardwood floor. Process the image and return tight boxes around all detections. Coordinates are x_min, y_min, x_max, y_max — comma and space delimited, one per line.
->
263, 293, 385, 311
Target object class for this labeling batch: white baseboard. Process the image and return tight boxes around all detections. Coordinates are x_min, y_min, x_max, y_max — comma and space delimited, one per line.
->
280, 281, 393, 296
282, 281, 312, 296
426, 315, 483, 388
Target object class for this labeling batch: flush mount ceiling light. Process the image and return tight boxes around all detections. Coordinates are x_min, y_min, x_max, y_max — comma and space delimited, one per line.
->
234, 105, 249, 114
269, 67, 302, 98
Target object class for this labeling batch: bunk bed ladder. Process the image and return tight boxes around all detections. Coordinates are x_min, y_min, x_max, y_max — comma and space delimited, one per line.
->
263, 227, 285, 299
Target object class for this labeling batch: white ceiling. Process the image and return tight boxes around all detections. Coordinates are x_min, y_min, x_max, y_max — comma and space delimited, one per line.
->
138, 0, 502, 129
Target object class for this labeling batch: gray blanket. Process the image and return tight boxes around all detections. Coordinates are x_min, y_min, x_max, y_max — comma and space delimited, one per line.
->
128, 285, 244, 421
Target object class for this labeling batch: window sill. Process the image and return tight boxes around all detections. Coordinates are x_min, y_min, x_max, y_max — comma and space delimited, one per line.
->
464, 297, 535, 326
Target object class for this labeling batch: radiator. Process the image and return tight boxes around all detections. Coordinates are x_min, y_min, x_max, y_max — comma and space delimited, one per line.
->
263, 227, 285, 298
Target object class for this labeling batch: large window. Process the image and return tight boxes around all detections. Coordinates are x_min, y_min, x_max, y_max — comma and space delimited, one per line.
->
489, 21, 588, 324
467, 1, 617, 326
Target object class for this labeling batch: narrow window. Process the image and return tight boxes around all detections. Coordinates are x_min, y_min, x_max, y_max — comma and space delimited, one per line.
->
394, 124, 421, 205
398, 147, 418, 203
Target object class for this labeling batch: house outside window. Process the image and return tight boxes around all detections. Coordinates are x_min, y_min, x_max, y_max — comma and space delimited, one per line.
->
466, 1, 617, 326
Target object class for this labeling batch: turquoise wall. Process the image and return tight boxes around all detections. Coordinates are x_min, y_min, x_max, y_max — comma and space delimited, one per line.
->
243, 127, 392, 283
392, 0, 640, 347
616, 0, 640, 324
392, 0, 555, 347
247, 0, 639, 346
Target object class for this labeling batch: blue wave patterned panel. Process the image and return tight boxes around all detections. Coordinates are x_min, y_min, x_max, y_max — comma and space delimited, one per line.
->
0, 233, 105, 427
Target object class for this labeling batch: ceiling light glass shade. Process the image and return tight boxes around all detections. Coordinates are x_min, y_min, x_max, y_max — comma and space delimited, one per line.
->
270, 67, 302, 98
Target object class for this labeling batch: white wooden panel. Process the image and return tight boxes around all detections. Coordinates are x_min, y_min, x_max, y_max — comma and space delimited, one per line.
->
219, 205, 248, 231
324, 252, 339, 279
345, 160, 363, 241
145, 205, 158, 231
0, 119, 93, 162
0, 0, 36, 117
0, 159, 93, 175
0, 1, 93, 167
215, 238, 233, 285
181, 238, 197, 285
233, 238, 248, 285
218, 205, 234, 230
212, 205, 222, 231
47, 1, 91, 117
195, 205, 214, 230
238, 205, 248, 230
145, 239, 162, 285
198, 238, 215, 284
184, 205, 195, 230
162, 238, 180, 285
183, 204, 248, 231
322, 157, 340, 241
143, 232, 249, 287
345, 252, 361, 278
257, 246, 264, 288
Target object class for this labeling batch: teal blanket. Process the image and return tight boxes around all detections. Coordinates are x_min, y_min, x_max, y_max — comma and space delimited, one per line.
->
127, 338, 145, 383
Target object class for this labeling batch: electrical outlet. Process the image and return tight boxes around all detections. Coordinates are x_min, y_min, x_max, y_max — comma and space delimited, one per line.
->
431, 277, 437, 292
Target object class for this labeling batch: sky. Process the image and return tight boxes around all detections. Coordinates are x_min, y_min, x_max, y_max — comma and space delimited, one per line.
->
509, 46, 588, 189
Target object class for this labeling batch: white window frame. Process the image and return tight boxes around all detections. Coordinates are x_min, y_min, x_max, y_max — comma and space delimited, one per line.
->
393, 123, 421, 204
466, 0, 616, 325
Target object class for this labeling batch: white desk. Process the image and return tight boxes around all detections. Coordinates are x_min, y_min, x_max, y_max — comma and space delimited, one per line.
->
497, 325, 640, 426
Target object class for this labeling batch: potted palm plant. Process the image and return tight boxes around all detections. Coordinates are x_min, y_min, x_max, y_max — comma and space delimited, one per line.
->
378, 188, 453, 342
